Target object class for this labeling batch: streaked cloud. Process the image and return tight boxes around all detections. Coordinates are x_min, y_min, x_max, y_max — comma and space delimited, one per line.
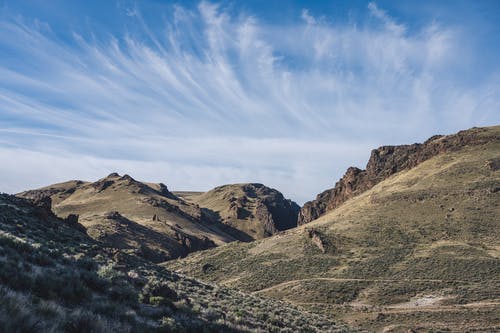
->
0, 1, 498, 203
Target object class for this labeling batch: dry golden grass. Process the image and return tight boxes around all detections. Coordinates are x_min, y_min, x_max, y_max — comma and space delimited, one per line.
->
19, 173, 238, 261
166, 125, 500, 332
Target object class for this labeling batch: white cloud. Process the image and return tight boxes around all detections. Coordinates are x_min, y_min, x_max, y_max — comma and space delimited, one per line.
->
368, 2, 406, 36
301, 9, 316, 26
0, 2, 498, 204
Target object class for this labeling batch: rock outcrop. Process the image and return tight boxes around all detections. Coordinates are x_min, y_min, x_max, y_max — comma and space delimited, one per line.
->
185, 183, 300, 240
298, 127, 499, 225
307, 228, 327, 253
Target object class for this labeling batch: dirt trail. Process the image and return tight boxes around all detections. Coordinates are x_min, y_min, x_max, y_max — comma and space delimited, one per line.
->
291, 300, 499, 312
251, 277, 499, 315
251, 277, 475, 295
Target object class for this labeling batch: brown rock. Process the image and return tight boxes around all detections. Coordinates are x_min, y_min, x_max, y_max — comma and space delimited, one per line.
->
307, 228, 326, 253
105, 211, 122, 220
191, 183, 300, 240
255, 201, 277, 236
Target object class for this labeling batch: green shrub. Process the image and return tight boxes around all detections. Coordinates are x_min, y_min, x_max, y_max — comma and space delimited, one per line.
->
149, 296, 171, 306
97, 263, 123, 281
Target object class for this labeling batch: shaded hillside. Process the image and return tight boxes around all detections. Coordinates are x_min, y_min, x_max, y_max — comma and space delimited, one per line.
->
181, 183, 300, 240
0, 193, 356, 332
299, 126, 498, 225
18, 173, 237, 262
19, 175, 299, 261
166, 125, 500, 332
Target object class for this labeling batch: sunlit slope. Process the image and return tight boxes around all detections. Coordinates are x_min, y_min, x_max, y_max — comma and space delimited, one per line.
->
167, 126, 500, 332
19, 173, 237, 262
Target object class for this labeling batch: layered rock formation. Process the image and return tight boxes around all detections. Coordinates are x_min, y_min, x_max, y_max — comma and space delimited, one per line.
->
181, 183, 300, 240
298, 126, 499, 225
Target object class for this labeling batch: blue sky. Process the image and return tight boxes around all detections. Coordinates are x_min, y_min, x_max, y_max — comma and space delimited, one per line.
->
0, 0, 499, 204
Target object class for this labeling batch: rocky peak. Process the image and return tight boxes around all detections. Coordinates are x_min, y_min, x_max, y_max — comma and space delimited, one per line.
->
106, 172, 120, 178
92, 173, 134, 192
156, 183, 179, 200
190, 183, 300, 240
120, 174, 135, 182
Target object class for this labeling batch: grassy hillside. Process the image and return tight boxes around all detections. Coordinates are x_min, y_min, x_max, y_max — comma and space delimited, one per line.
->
18, 173, 246, 262
0, 193, 356, 332
19, 175, 299, 262
166, 126, 500, 332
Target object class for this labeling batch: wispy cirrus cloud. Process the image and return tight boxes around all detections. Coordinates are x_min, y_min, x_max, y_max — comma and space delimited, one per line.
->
0, 1, 498, 203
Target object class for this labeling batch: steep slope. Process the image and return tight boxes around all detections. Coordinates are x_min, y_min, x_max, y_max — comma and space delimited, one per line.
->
180, 183, 300, 240
0, 193, 355, 332
166, 125, 500, 332
299, 126, 498, 225
19, 173, 238, 262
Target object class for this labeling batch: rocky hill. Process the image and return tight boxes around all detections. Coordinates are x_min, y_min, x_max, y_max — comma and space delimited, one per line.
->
18, 174, 299, 261
18, 173, 233, 262
0, 193, 355, 332
298, 126, 498, 225
179, 183, 300, 240
166, 125, 500, 332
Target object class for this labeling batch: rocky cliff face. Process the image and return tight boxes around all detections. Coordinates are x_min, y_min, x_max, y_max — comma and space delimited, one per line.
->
186, 183, 300, 240
298, 127, 499, 225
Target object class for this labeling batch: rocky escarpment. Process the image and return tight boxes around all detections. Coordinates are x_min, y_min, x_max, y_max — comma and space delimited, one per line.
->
188, 183, 300, 240
234, 183, 300, 232
298, 126, 499, 225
